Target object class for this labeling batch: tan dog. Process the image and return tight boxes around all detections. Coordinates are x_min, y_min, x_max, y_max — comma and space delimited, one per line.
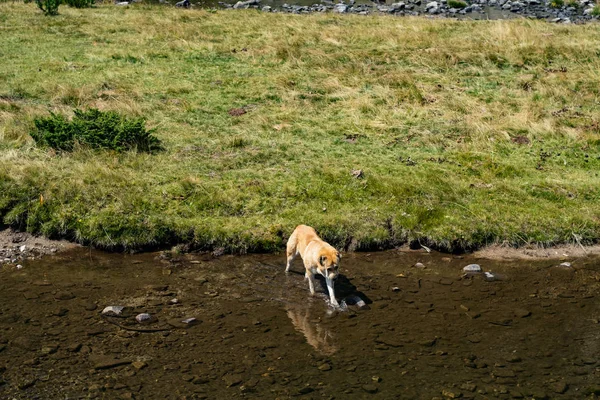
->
285, 225, 341, 307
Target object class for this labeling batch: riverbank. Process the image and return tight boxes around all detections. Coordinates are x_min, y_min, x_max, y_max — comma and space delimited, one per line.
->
0, 227, 79, 266
1, 4, 600, 253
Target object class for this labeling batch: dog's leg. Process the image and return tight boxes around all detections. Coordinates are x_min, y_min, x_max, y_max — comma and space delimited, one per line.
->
286, 251, 298, 273
306, 270, 316, 295
285, 231, 298, 273
325, 277, 339, 307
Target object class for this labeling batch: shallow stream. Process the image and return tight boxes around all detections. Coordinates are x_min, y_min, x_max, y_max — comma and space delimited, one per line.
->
1, 248, 599, 399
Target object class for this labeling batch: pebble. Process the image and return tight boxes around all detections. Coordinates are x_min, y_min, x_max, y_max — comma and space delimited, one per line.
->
17, 378, 37, 390
222, 373, 243, 387
463, 264, 482, 272
550, 381, 568, 394
67, 343, 82, 353
414, 262, 426, 268
91, 356, 132, 370
362, 384, 378, 394
442, 389, 462, 398
318, 363, 332, 371
54, 291, 75, 300
298, 386, 314, 394
514, 308, 531, 318
41, 345, 58, 355
484, 272, 497, 281
135, 313, 152, 323
102, 306, 125, 316
132, 361, 148, 370
460, 383, 477, 392
559, 262, 572, 268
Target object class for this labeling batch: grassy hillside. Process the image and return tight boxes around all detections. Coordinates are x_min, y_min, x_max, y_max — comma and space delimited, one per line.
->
1, 3, 600, 252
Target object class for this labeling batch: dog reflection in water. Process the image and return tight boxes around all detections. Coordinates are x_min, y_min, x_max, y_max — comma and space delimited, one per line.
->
286, 305, 337, 355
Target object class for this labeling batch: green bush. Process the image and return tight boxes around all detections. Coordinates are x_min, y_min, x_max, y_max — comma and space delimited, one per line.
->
592, 5, 600, 16
31, 109, 162, 152
549, 0, 564, 8
64, 0, 94, 8
447, 0, 468, 8
35, 0, 60, 15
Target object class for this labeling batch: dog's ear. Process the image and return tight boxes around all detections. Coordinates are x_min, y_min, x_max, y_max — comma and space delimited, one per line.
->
319, 255, 328, 267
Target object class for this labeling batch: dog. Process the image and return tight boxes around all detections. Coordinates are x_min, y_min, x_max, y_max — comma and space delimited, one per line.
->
285, 225, 341, 307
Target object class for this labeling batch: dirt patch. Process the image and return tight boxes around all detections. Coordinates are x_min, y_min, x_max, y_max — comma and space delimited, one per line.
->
0, 228, 79, 266
472, 244, 600, 261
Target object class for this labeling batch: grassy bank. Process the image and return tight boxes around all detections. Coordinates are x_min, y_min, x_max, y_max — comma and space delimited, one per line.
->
1, 3, 600, 252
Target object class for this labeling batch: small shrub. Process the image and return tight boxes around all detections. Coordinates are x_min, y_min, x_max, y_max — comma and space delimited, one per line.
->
592, 5, 600, 15
447, 0, 468, 8
35, 0, 60, 15
64, 0, 94, 8
31, 108, 162, 152
549, 0, 563, 8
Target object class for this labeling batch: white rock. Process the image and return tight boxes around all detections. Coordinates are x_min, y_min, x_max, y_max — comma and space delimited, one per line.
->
135, 313, 151, 323
559, 262, 572, 268
333, 3, 348, 12
425, 1, 438, 8
463, 264, 482, 273
484, 272, 496, 281
102, 306, 124, 316
16, 264, 23, 270
19, 245, 26, 252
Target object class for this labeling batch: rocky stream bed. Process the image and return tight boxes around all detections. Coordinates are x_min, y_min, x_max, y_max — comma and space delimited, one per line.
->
1, 246, 599, 399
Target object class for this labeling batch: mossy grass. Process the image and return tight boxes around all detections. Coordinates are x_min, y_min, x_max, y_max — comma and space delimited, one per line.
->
550, 0, 564, 8
447, 0, 468, 8
1, 3, 600, 252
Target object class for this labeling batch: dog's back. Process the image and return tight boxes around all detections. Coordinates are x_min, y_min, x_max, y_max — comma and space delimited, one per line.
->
288, 224, 321, 257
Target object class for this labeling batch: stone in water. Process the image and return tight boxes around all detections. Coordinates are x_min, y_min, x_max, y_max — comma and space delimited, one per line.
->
135, 313, 151, 323
102, 306, 124, 316
463, 264, 482, 273
484, 272, 496, 281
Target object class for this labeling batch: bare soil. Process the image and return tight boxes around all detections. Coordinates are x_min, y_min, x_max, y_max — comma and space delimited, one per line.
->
0, 228, 79, 266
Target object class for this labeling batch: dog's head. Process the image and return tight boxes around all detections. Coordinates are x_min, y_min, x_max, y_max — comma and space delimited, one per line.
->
318, 250, 341, 280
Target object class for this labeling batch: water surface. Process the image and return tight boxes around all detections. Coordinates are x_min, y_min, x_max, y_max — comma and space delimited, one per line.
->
1, 249, 599, 398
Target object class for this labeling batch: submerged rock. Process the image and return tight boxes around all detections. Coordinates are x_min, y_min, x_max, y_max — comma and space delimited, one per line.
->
135, 313, 152, 323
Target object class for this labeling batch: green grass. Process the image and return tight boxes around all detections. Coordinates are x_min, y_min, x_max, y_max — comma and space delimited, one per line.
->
447, 0, 468, 9
550, 0, 564, 8
1, 3, 600, 253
